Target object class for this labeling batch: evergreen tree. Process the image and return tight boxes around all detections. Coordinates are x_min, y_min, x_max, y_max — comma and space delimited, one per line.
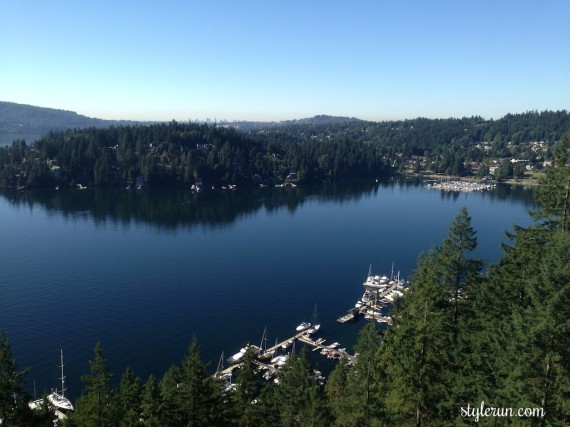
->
157, 365, 183, 426
140, 375, 162, 427
332, 323, 383, 426
533, 131, 570, 232
324, 358, 349, 424
70, 341, 114, 427
0, 331, 33, 426
114, 366, 143, 427
496, 231, 570, 425
436, 206, 483, 343
276, 348, 327, 427
174, 337, 223, 426
232, 346, 264, 427
380, 251, 452, 426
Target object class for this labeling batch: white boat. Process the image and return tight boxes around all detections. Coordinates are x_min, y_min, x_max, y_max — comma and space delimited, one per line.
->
281, 339, 294, 350
257, 326, 275, 360
306, 304, 321, 335
307, 324, 320, 335
295, 321, 311, 332
228, 347, 247, 364
215, 352, 232, 382
48, 350, 74, 413
30, 350, 75, 422
227, 344, 261, 364
271, 354, 289, 365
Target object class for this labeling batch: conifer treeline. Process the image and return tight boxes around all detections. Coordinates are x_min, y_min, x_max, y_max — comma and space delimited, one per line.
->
1, 134, 568, 425
0, 121, 387, 188
1, 110, 570, 189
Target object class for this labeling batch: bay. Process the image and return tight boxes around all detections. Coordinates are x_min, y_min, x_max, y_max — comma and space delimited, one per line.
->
0, 179, 535, 399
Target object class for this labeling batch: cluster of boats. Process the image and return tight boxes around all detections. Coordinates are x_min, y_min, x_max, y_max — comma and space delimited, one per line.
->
28, 350, 74, 424
362, 271, 405, 303
216, 305, 326, 389
294, 304, 321, 335
338, 266, 407, 324
426, 180, 496, 192
320, 342, 346, 360
226, 305, 321, 367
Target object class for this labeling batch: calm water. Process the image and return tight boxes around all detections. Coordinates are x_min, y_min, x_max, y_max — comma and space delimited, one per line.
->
0, 179, 535, 399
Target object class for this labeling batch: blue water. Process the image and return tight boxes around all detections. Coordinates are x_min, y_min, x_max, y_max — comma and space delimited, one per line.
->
0, 180, 535, 399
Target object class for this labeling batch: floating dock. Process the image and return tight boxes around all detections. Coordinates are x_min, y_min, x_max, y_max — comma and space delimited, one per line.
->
337, 307, 359, 323
337, 275, 404, 324
215, 330, 356, 381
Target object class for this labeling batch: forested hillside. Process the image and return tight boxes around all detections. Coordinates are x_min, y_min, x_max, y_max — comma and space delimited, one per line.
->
1, 110, 569, 189
248, 110, 570, 177
0, 121, 386, 188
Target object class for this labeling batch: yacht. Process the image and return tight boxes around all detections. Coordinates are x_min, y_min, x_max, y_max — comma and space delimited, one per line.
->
228, 347, 247, 364
48, 350, 74, 413
306, 304, 321, 335
227, 344, 261, 364
29, 350, 74, 422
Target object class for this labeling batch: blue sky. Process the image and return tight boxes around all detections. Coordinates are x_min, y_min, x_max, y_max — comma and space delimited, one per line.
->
2, 1, 569, 122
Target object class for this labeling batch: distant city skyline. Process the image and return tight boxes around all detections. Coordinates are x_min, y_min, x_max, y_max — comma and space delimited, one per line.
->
2, 1, 569, 122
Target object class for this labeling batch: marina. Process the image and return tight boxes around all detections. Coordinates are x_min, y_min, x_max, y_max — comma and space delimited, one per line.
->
215, 328, 357, 385
426, 179, 496, 192
337, 266, 407, 325
215, 268, 405, 390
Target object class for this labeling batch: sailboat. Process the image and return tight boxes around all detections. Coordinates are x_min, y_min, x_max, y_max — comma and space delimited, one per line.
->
30, 350, 74, 421
215, 352, 232, 382
47, 350, 75, 414
306, 304, 321, 335
257, 326, 275, 360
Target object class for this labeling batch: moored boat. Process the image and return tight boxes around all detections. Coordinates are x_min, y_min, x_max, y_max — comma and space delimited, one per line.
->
306, 304, 321, 335
29, 350, 74, 422
227, 344, 261, 364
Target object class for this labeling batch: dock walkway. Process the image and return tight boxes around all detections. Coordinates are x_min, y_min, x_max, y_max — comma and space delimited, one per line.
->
337, 279, 402, 323
215, 331, 356, 379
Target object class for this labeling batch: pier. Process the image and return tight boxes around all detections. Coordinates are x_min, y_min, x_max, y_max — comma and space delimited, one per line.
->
337, 275, 404, 324
337, 307, 359, 324
215, 270, 407, 385
215, 330, 357, 381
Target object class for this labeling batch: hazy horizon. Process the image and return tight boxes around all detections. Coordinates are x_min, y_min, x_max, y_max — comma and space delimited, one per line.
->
2, 1, 569, 122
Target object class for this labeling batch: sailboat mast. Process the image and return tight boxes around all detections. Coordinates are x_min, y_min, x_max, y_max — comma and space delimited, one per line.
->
59, 350, 66, 398
259, 326, 268, 352
216, 352, 225, 373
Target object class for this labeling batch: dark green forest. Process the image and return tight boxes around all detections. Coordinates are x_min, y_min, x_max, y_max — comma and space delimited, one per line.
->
1, 110, 569, 189
1, 134, 569, 425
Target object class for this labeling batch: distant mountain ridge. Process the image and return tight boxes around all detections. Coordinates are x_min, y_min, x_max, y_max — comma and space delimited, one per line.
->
0, 101, 141, 145
0, 101, 360, 145
220, 114, 363, 131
